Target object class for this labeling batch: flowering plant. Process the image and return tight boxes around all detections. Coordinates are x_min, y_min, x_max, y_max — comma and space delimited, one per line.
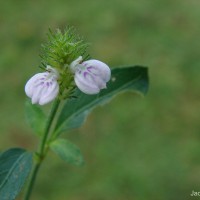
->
0, 27, 149, 200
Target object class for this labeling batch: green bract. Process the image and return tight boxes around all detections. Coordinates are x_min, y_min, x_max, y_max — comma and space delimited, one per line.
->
40, 27, 90, 69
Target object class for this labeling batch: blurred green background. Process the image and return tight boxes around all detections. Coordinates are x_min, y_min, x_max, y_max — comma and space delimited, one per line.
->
0, 0, 200, 199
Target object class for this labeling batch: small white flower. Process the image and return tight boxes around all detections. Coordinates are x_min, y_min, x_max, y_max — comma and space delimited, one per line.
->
70, 56, 111, 95
25, 66, 59, 105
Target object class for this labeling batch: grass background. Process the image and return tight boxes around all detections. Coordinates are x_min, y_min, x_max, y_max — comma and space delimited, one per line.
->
0, 0, 200, 199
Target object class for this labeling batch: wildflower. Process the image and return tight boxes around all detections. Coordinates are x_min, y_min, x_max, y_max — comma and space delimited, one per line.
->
70, 56, 111, 94
25, 66, 59, 105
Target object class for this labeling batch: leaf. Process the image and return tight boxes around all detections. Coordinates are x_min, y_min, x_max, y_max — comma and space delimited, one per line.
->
54, 66, 149, 135
25, 99, 46, 136
0, 148, 33, 200
50, 139, 84, 166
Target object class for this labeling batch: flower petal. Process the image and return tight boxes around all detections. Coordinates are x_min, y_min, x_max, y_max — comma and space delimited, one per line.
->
73, 59, 111, 95
25, 73, 47, 98
75, 72, 100, 94
82, 60, 111, 82
39, 82, 59, 105
70, 56, 83, 73
25, 68, 59, 105
31, 85, 45, 104
39, 86, 59, 105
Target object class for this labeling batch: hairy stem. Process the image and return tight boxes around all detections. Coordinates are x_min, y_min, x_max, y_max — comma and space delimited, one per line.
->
24, 98, 61, 200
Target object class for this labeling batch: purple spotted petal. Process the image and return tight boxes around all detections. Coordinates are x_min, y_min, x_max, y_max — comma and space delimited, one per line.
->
74, 59, 111, 95
82, 60, 111, 82
25, 69, 59, 105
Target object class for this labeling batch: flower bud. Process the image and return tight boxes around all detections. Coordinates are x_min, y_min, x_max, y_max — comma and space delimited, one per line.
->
71, 58, 111, 95
25, 66, 59, 105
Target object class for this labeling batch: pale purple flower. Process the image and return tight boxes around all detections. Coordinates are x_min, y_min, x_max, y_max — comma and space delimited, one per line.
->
70, 56, 111, 95
25, 66, 59, 105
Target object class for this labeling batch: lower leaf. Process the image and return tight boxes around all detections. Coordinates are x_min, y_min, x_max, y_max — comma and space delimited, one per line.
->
0, 148, 33, 200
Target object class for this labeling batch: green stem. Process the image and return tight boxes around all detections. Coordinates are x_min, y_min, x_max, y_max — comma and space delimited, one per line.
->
39, 98, 60, 155
24, 98, 61, 200
23, 163, 40, 200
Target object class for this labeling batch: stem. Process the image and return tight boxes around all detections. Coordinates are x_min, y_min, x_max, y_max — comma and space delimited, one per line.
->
23, 163, 40, 200
39, 98, 60, 155
24, 98, 61, 200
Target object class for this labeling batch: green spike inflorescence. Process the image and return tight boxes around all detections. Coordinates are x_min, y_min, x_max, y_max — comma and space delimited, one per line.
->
39, 27, 90, 99
40, 27, 90, 69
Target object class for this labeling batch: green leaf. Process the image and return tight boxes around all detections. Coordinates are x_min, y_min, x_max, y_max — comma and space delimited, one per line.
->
54, 66, 149, 135
0, 148, 33, 200
25, 99, 46, 136
50, 139, 84, 166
